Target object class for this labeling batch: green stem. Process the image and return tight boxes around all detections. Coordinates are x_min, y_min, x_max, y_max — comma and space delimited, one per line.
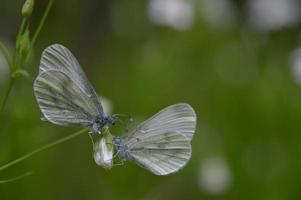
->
17, 18, 27, 39
0, 42, 12, 71
0, 78, 16, 117
13, 18, 27, 71
30, 0, 54, 49
0, 128, 88, 172
16, 0, 55, 70
0, 171, 33, 184
0, 0, 55, 118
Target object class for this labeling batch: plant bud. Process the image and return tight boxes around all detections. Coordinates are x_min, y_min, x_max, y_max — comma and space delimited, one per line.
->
93, 132, 114, 169
18, 29, 31, 55
22, 0, 34, 18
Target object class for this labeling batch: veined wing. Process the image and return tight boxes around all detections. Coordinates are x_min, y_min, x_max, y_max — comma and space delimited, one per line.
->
39, 44, 103, 114
34, 70, 99, 126
125, 131, 192, 175
131, 103, 196, 141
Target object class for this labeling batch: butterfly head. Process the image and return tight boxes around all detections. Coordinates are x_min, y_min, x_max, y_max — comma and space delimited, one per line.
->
112, 136, 127, 162
91, 115, 117, 133
112, 114, 133, 132
107, 115, 117, 125
112, 136, 122, 147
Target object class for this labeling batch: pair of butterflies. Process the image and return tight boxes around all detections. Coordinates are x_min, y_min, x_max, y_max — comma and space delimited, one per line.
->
33, 44, 197, 175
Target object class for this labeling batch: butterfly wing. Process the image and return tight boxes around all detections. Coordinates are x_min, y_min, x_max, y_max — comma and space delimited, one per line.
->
34, 70, 98, 126
39, 44, 103, 114
125, 131, 192, 175
131, 103, 196, 141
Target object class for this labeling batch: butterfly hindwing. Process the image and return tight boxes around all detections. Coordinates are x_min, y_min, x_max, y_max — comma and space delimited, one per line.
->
34, 70, 96, 126
125, 131, 192, 175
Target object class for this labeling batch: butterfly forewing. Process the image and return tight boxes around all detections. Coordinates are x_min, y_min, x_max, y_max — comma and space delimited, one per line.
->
125, 131, 192, 175
34, 70, 97, 126
131, 103, 196, 141
39, 44, 103, 114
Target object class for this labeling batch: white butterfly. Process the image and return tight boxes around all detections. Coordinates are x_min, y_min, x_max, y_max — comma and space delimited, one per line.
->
33, 44, 116, 133
112, 103, 196, 175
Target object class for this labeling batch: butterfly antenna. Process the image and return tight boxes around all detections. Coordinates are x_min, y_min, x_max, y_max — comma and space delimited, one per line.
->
113, 114, 133, 132
115, 117, 129, 132
113, 114, 133, 123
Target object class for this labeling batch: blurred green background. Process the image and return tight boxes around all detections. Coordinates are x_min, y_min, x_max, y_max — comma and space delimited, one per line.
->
1, 0, 301, 199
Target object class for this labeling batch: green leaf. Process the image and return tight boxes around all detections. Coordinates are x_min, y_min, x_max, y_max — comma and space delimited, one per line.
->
12, 69, 30, 79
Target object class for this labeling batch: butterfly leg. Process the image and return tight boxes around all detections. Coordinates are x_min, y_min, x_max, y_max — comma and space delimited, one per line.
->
112, 114, 133, 133
112, 162, 124, 166
88, 132, 95, 148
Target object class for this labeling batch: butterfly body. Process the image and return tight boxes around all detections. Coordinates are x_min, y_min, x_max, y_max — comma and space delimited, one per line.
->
91, 115, 116, 133
112, 136, 128, 163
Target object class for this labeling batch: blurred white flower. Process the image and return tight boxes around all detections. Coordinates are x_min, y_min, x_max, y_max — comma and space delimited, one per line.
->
0, 49, 9, 85
199, 156, 232, 195
242, 140, 288, 183
148, 0, 195, 30
247, 0, 301, 30
200, 0, 236, 29
94, 133, 114, 169
100, 96, 113, 115
290, 47, 301, 85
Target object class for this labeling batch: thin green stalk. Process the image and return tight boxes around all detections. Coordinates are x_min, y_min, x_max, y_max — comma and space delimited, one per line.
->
0, 0, 54, 118
17, 18, 27, 39
30, 0, 54, 49
0, 17, 27, 116
0, 171, 33, 184
0, 128, 88, 172
13, 18, 27, 71
0, 78, 16, 117
0, 42, 12, 70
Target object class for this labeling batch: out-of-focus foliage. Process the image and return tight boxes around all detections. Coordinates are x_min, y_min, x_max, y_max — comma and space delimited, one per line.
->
0, 0, 301, 199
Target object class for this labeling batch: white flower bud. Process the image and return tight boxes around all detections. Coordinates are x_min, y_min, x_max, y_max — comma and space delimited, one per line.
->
93, 133, 114, 169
